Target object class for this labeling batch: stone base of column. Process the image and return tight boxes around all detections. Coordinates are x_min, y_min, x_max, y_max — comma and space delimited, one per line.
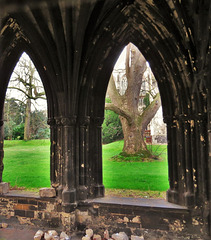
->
183, 192, 195, 207
62, 188, 77, 212
94, 184, 105, 198
39, 187, 56, 198
0, 182, 9, 194
77, 186, 88, 201
166, 189, 179, 205
57, 185, 63, 199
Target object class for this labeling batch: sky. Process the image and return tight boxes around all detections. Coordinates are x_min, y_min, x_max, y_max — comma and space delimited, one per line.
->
6, 52, 47, 111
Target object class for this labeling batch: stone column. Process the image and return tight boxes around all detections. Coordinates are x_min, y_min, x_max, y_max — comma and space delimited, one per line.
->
47, 118, 57, 187
54, 117, 64, 199
164, 116, 179, 204
165, 113, 207, 207
61, 116, 77, 211
77, 116, 90, 201
195, 114, 208, 203
89, 116, 105, 198
180, 115, 194, 207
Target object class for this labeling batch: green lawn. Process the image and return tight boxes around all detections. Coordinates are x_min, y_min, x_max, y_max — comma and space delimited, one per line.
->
103, 141, 169, 191
2, 139, 169, 192
3, 140, 51, 188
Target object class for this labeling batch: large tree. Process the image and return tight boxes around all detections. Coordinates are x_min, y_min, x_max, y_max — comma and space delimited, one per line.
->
8, 53, 46, 140
105, 43, 161, 155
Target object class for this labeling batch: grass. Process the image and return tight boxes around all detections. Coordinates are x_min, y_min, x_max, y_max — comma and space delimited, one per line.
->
2, 139, 169, 196
3, 140, 51, 189
103, 140, 169, 191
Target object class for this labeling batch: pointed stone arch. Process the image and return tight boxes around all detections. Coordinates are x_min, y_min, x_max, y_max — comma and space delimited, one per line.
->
0, 2, 210, 237
79, 2, 208, 209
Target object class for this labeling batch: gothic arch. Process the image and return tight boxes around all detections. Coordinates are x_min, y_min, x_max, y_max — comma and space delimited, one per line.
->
0, 4, 210, 237
79, 2, 208, 209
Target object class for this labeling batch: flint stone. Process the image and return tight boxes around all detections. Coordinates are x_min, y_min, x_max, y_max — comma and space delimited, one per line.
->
86, 229, 93, 237
93, 234, 101, 240
82, 236, 90, 240
112, 232, 129, 240
39, 187, 56, 198
60, 231, 70, 240
44, 233, 51, 240
104, 230, 109, 240
34, 230, 44, 240
48, 230, 58, 236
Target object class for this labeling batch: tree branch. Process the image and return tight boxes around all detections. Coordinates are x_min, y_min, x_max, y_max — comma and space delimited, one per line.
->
8, 86, 31, 99
105, 103, 133, 125
139, 93, 161, 131
107, 74, 125, 105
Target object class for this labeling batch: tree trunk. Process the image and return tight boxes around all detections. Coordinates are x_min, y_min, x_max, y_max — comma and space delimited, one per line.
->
120, 116, 147, 154
24, 99, 31, 140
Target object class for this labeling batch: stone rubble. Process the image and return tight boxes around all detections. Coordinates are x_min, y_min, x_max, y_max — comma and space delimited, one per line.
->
0, 222, 8, 228
34, 228, 144, 240
34, 230, 70, 240
82, 229, 144, 240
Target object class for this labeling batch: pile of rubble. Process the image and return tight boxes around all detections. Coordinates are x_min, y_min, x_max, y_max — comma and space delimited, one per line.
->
82, 229, 144, 240
34, 230, 70, 240
33, 228, 144, 240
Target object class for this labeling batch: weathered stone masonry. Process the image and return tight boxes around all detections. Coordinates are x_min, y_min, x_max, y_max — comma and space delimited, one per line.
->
0, 0, 210, 239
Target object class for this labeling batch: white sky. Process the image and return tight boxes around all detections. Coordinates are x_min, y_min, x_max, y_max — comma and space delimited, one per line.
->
7, 52, 47, 111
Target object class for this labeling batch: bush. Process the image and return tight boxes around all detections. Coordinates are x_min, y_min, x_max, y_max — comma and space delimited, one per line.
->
102, 100, 123, 144
33, 127, 50, 139
12, 123, 24, 140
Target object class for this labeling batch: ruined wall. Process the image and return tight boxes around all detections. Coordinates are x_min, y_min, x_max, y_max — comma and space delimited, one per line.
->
0, 194, 208, 239
0, 194, 75, 232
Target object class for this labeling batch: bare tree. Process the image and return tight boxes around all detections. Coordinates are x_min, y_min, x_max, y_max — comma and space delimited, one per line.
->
105, 43, 161, 155
8, 53, 46, 140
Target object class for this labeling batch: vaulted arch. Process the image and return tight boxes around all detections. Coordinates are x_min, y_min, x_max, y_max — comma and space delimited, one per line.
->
0, 1, 210, 237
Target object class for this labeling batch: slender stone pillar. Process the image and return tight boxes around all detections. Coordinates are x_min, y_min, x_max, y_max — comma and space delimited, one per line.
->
77, 116, 90, 201
47, 118, 57, 187
61, 116, 77, 211
166, 113, 207, 207
89, 116, 105, 198
181, 115, 194, 207
165, 116, 179, 204
55, 117, 64, 199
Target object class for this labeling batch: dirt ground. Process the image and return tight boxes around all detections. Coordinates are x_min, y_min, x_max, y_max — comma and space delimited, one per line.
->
0, 227, 39, 240
0, 226, 82, 240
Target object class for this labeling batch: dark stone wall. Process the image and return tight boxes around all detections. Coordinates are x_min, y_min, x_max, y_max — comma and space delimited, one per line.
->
0, 0, 210, 237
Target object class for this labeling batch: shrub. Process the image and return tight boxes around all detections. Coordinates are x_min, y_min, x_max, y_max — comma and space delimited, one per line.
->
13, 123, 24, 140
102, 99, 123, 144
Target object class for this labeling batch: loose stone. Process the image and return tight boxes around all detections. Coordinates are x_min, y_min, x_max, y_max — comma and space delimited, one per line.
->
34, 230, 44, 240
112, 232, 129, 240
93, 234, 101, 240
86, 229, 94, 238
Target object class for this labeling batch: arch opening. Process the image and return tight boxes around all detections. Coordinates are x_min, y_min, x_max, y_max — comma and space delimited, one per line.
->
2, 52, 51, 191
102, 43, 169, 199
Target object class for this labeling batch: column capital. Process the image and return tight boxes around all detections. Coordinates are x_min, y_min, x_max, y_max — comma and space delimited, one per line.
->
55, 117, 62, 126
61, 116, 77, 126
78, 116, 90, 126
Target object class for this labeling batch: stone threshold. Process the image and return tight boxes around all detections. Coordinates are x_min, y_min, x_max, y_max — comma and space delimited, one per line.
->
88, 196, 188, 210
